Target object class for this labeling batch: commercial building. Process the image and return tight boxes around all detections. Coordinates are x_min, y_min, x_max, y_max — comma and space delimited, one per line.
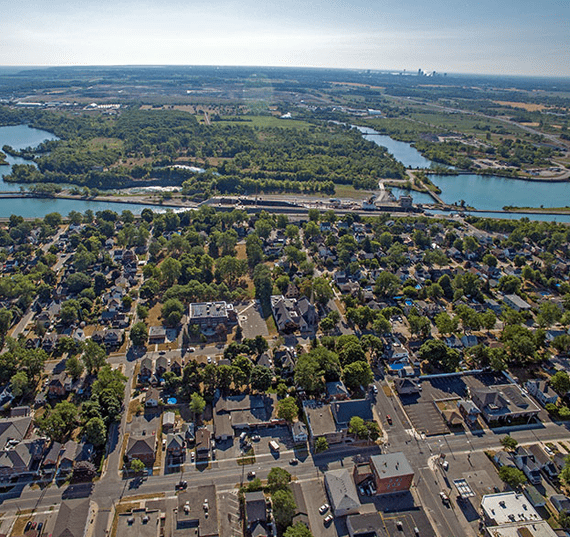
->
481, 492, 541, 526
370, 453, 414, 495
189, 301, 237, 334
470, 385, 540, 425
325, 468, 361, 516
176, 484, 219, 537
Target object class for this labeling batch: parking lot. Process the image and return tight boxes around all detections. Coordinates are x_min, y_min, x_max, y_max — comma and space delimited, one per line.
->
301, 478, 342, 537
237, 300, 269, 340
215, 426, 295, 465
355, 489, 435, 537
399, 372, 508, 436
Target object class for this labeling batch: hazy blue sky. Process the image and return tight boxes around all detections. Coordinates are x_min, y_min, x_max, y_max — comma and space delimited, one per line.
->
1, 0, 568, 76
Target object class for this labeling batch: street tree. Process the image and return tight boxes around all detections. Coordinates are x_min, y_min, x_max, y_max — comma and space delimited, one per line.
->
500, 435, 518, 451
314, 437, 328, 453
267, 467, 292, 492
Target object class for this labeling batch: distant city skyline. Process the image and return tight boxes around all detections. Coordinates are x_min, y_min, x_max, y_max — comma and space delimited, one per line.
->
0, 0, 568, 77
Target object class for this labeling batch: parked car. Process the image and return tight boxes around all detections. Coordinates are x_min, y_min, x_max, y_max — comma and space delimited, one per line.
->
440, 492, 450, 506
247, 471, 256, 479
442, 460, 449, 471
372, 385, 378, 394
176, 480, 188, 490
187, 347, 196, 352
324, 514, 334, 525
319, 503, 329, 515
289, 458, 298, 465
386, 415, 393, 425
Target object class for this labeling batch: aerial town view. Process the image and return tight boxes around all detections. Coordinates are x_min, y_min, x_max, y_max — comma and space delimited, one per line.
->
0, 1, 569, 537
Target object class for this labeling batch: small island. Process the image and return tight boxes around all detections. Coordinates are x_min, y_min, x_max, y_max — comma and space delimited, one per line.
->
0, 150, 7, 166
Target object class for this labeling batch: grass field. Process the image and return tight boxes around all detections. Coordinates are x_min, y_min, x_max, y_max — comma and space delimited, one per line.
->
494, 101, 550, 112
333, 184, 375, 200
212, 115, 311, 129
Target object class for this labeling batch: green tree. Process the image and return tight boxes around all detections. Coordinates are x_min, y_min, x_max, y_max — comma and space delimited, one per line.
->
312, 277, 333, 306
255, 218, 273, 240
160, 256, 182, 286
348, 416, 369, 439
82, 340, 107, 375
417, 339, 460, 372
162, 298, 184, 327
0, 308, 13, 343
338, 341, 366, 367
537, 302, 562, 328
499, 466, 527, 489
253, 264, 272, 314
130, 322, 148, 346
10, 371, 28, 397
343, 361, 373, 391
189, 392, 206, 415
251, 365, 273, 392
130, 458, 146, 474
272, 489, 296, 528
66, 355, 85, 381
550, 371, 570, 395
498, 275, 521, 295
267, 467, 292, 492
136, 304, 149, 320
84, 416, 107, 447
500, 435, 518, 451
374, 272, 400, 297
277, 397, 298, 423
245, 233, 264, 270
435, 312, 459, 336
284, 523, 314, 537
314, 437, 328, 453
37, 401, 78, 442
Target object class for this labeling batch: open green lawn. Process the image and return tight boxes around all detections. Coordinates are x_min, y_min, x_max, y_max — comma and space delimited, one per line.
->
213, 115, 311, 129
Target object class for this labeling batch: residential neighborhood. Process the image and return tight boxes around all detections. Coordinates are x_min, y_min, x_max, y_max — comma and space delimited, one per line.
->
0, 206, 570, 537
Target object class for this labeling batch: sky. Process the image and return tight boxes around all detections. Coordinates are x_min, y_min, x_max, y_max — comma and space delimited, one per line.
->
0, 0, 568, 77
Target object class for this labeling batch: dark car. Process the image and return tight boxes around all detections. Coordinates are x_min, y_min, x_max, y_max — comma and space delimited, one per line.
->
176, 480, 188, 490
386, 415, 393, 425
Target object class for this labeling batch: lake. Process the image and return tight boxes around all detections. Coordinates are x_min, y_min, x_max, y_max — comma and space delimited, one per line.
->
0, 124, 60, 192
356, 125, 435, 169
428, 209, 570, 224
428, 173, 570, 212
358, 124, 570, 214
0, 125, 165, 217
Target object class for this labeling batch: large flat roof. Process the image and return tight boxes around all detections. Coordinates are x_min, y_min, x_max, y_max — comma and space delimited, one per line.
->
370, 452, 414, 480
483, 520, 556, 537
190, 302, 231, 319
304, 402, 337, 437
481, 492, 541, 525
